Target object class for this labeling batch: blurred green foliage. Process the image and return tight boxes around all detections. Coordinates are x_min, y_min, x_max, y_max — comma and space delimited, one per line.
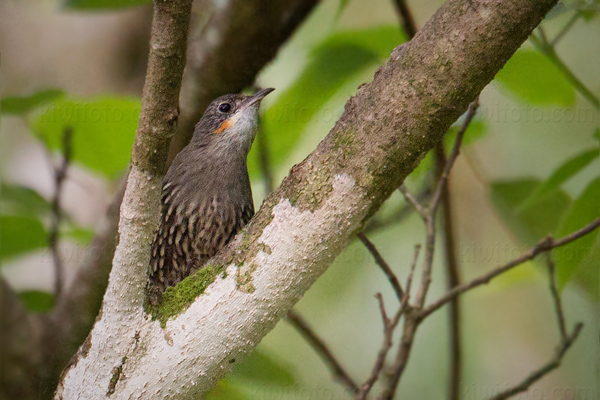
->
249, 26, 406, 177
19, 290, 55, 313
205, 350, 296, 400
495, 50, 576, 106
63, 0, 151, 11
1, 89, 65, 115
30, 96, 140, 178
0, 215, 47, 260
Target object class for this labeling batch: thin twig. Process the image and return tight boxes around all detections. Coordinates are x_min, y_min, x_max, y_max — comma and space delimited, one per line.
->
49, 127, 73, 299
357, 232, 404, 302
434, 142, 462, 400
356, 245, 420, 400
545, 254, 567, 340
530, 28, 599, 110
405, 244, 420, 302
420, 219, 600, 319
286, 310, 359, 392
489, 323, 583, 400
489, 251, 583, 400
429, 98, 479, 211
356, 294, 400, 400
551, 12, 581, 46
364, 186, 431, 234
398, 186, 426, 218
392, 0, 417, 38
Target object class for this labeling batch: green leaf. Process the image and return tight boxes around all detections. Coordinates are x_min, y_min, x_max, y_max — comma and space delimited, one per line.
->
205, 350, 296, 400
1, 89, 64, 115
63, 225, 95, 244
553, 178, 600, 296
19, 291, 55, 313
336, 0, 351, 17
205, 379, 249, 400
0, 216, 48, 260
491, 179, 571, 245
1, 183, 51, 217
30, 97, 140, 178
521, 148, 598, 208
249, 26, 405, 177
494, 50, 575, 106
233, 350, 296, 387
63, 0, 151, 10
443, 120, 487, 148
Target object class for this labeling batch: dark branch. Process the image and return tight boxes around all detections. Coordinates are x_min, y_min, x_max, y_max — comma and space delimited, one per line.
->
357, 232, 404, 302
489, 252, 583, 400
49, 127, 73, 299
286, 310, 359, 392
420, 219, 600, 319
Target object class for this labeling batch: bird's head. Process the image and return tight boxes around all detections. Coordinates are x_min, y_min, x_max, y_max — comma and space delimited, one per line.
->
191, 88, 274, 156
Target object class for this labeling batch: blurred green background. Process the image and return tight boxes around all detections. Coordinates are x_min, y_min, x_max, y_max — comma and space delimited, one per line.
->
0, 0, 598, 398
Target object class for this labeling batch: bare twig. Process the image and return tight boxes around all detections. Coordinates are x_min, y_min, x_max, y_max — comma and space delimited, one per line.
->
489, 323, 583, 400
405, 244, 420, 302
286, 310, 359, 392
420, 219, 600, 319
546, 255, 567, 339
356, 245, 420, 400
489, 252, 583, 400
435, 142, 463, 400
356, 295, 400, 400
364, 186, 431, 234
392, 0, 417, 38
357, 232, 405, 302
551, 12, 580, 46
429, 98, 479, 211
49, 127, 73, 299
398, 186, 426, 218
530, 28, 599, 110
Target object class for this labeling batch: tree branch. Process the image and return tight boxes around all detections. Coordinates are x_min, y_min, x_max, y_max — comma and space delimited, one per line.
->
57, 0, 561, 397
286, 310, 359, 392
488, 253, 584, 400
55, 0, 193, 397
420, 219, 600, 319
357, 232, 405, 302
49, 127, 73, 300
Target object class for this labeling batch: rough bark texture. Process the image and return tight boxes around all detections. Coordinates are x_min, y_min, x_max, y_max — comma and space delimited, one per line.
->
170, 0, 320, 162
56, 0, 558, 398
54, 0, 193, 397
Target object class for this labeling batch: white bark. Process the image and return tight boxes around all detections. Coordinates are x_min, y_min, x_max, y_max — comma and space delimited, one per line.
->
57, 174, 365, 399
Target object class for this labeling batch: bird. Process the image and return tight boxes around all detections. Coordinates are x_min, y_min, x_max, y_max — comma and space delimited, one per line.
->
148, 88, 274, 294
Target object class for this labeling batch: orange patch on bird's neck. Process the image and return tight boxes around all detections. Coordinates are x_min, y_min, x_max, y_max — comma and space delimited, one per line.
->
214, 120, 233, 134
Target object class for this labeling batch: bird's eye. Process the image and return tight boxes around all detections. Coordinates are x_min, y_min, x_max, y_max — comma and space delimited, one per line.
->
218, 103, 232, 113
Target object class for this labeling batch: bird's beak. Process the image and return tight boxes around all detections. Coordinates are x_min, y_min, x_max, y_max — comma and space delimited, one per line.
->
245, 87, 275, 107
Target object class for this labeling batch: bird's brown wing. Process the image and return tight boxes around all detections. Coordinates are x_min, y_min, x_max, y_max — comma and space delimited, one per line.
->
149, 192, 255, 292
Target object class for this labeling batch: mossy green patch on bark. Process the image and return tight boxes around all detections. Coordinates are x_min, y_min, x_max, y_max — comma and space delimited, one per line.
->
148, 263, 226, 328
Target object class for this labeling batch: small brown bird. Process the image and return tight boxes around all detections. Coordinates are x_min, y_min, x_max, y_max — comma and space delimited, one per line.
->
148, 88, 274, 292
